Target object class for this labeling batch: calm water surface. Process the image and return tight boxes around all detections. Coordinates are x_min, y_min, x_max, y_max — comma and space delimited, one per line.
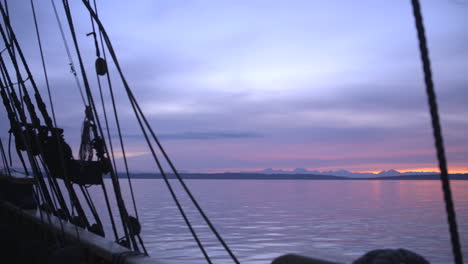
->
90, 180, 468, 264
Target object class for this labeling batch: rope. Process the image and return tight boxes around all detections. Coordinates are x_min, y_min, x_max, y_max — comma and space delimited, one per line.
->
79, 184, 103, 230
93, 0, 140, 222
84, 1, 211, 261
30, 0, 57, 127
0, 61, 30, 180
0, 48, 55, 213
85, 3, 127, 240
87, 0, 100, 58
7, 132, 11, 165
130, 98, 212, 263
100, 180, 120, 242
0, 68, 56, 225
30, 0, 77, 231
82, 2, 239, 262
0, 55, 72, 238
50, 0, 87, 106
1, 4, 83, 233
410, 1, 463, 263
61, 0, 138, 250
0, 137, 10, 176
0, 6, 53, 130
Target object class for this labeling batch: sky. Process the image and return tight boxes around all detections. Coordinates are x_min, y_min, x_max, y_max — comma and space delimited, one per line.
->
0, 0, 467, 173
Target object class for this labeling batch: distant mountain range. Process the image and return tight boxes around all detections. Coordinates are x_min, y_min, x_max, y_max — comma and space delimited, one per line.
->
125, 168, 468, 180
125, 172, 468, 180
236, 168, 439, 178
7, 167, 467, 180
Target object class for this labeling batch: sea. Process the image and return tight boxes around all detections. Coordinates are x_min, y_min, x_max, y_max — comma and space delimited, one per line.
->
87, 179, 468, 264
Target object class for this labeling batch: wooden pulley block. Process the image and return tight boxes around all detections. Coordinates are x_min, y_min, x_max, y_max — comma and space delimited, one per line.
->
95, 57, 107, 76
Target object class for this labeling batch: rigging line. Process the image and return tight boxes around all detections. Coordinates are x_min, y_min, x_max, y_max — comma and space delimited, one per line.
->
0, 136, 10, 176
37, 154, 69, 231
130, 91, 239, 263
61, 0, 137, 250
23, 0, 98, 232
33, 155, 65, 235
93, 0, 139, 221
0, 58, 16, 167
95, 69, 142, 222
410, 1, 463, 263
18, 139, 56, 233
0, 24, 80, 239
61, 0, 126, 235
2, 76, 31, 88
1, 72, 69, 241
0, 6, 53, 129
79, 184, 103, 228
1, 7, 76, 226
0, 24, 41, 128
86, 1, 208, 259
37, 155, 62, 210
0, 56, 27, 123
0, 58, 29, 171
85, 29, 120, 241
86, 6, 206, 256
18, 78, 24, 115
87, 0, 99, 58
73, 42, 120, 243
94, 71, 127, 243
128, 74, 238, 263
30, 0, 74, 226
0, 64, 16, 168
30, 0, 57, 126
0, 52, 68, 221
0, 65, 19, 126
35, 157, 60, 213
2, 0, 15, 77
136, 234, 148, 257
3, 0, 25, 115
83, 2, 236, 261
0, 63, 56, 215
7, 132, 11, 165
100, 180, 120, 242
82, 185, 101, 224
0, 62, 68, 246
16, 148, 29, 175
129, 97, 209, 261
36, 155, 73, 230
50, 0, 87, 106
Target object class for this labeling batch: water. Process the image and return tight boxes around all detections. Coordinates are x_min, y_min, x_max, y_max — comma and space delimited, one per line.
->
88, 180, 468, 264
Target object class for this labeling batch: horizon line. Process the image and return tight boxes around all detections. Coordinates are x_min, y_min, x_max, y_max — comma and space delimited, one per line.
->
128, 168, 468, 174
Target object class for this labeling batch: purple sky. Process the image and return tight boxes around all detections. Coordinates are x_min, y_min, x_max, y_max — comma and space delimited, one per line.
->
0, 0, 467, 173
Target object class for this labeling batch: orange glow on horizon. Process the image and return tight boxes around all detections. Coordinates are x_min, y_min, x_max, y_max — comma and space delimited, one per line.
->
325, 167, 468, 174
396, 168, 468, 174
188, 167, 468, 174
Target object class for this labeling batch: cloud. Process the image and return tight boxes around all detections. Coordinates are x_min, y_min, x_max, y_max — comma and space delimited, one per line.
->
1, 0, 467, 172
119, 131, 263, 141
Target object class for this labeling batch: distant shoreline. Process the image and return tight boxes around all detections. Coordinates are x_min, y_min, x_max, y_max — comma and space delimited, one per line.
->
110, 173, 468, 180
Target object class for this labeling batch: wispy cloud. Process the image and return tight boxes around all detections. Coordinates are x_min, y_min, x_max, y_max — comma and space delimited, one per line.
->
118, 131, 263, 141
0, 0, 466, 172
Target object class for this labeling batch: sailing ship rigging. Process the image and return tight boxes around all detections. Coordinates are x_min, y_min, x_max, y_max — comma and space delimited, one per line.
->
0, 0, 242, 262
0, 0, 463, 263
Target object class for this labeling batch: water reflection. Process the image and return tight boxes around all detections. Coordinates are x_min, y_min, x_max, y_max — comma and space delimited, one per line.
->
89, 180, 468, 264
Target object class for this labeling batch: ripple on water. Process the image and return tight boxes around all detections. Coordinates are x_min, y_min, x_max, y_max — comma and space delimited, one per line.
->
90, 180, 468, 264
